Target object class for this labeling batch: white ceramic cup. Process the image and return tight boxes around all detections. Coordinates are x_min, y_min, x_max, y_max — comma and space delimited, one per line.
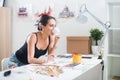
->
52, 27, 60, 36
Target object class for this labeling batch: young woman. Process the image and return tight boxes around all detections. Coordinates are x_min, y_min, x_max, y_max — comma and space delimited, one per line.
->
8, 14, 60, 68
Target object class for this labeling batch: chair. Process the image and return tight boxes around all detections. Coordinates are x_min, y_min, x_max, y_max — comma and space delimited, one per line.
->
1, 58, 9, 70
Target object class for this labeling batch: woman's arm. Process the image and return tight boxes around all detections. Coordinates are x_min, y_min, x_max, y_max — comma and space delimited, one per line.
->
27, 33, 45, 64
53, 35, 60, 49
48, 35, 60, 55
47, 35, 60, 62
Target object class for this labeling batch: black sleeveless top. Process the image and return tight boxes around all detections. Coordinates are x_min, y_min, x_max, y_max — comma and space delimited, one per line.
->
15, 33, 50, 64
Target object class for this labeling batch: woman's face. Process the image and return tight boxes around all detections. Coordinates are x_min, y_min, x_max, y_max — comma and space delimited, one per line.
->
44, 19, 56, 35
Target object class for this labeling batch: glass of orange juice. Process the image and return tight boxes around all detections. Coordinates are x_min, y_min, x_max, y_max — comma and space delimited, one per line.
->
72, 52, 82, 64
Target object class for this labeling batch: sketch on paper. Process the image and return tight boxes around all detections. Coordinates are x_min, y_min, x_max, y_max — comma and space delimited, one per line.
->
18, 7, 28, 17
58, 6, 75, 19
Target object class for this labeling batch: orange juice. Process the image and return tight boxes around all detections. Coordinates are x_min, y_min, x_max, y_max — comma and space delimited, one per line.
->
72, 53, 82, 64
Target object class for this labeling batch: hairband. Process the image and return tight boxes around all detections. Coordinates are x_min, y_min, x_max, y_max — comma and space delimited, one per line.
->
37, 7, 52, 17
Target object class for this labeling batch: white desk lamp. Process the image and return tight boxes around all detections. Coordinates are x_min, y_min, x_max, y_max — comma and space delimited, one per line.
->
76, 4, 111, 59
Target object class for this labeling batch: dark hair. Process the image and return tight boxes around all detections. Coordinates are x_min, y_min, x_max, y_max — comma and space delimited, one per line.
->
37, 14, 56, 31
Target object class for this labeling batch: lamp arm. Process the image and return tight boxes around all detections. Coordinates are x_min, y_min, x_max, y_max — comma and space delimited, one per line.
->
97, 29, 108, 54
85, 9, 110, 54
79, 4, 111, 58
86, 9, 108, 29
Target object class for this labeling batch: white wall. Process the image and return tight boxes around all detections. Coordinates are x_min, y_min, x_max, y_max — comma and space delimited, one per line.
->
5, 0, 106, 54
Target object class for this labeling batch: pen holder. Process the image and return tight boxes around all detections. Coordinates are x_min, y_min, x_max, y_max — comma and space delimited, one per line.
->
72, 53, 82, 64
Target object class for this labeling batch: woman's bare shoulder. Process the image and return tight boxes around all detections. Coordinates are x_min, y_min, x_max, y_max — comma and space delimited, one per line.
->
29, 31, 40, 37
27, 32, 38, 43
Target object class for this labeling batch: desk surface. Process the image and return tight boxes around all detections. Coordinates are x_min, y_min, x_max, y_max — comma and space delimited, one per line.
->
0, 55, 102, 80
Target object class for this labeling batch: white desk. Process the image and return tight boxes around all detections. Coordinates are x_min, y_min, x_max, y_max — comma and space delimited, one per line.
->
0, 55, 102, 80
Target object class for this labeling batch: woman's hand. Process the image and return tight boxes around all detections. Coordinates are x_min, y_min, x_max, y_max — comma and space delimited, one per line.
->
46, 55, 55, 63
55, 35, 60, 41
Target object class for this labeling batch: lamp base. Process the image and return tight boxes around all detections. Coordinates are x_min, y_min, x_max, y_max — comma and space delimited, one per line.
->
98, 55, 102, 59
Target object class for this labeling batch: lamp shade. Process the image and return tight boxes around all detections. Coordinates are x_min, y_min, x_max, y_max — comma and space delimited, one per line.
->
76, 13, 88, 24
